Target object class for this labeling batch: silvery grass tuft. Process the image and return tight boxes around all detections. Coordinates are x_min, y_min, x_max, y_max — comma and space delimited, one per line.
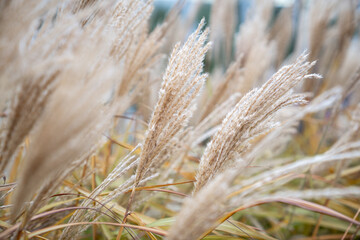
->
135, 18, 210, 187
194, 53, 320, 192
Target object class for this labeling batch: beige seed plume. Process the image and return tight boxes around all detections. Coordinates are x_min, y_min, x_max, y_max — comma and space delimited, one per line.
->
11, 66, 117, 220
235, 6, 275, 94
194, 53, 321, 192
10, 4, 122, 219
200, 56, 243, 121
0, 65, 58, 173
270, 7, 293, 67
111, 0, 165, 100
209, 0, 237, 66
166, 170, 236, 240
135, 19, 211, 185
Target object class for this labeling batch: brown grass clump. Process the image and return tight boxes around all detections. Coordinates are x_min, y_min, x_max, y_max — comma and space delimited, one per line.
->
1, 1, 360, 240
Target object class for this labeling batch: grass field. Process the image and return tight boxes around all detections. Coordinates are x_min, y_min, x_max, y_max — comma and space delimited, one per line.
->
0, 0, 360, 239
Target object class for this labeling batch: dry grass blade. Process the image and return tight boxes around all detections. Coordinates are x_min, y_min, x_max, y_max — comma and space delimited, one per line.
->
227, 195, 360, 226
60, 148, 139, 239
29, 222, 167, 238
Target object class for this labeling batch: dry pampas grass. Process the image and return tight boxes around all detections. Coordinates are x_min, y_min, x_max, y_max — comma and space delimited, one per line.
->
135, 18, 210, 186
194, 53, 319, 192
1, 0, 360, 239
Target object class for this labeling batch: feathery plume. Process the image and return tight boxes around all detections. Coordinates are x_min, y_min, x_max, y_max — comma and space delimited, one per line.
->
10, 6, 122, 219
166, 170, 236, 240
235, 5, 275, 94
0, 65, 58, 173
12, 63, 118, 220
209, 0, 237, 66
200, 56, 243, 120
135, 19, 210, 186
194, 53, 321, 192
